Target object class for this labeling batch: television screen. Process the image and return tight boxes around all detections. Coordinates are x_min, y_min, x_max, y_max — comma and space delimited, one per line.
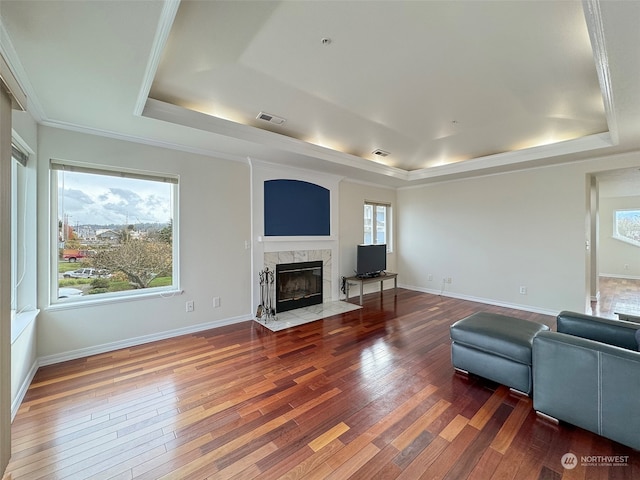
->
356, 244, 387, 278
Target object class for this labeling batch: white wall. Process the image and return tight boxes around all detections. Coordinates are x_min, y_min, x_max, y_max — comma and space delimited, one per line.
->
36, 127, 253, 361
598, 194, 640, 278
397, 152, 640, 314
10, 318, 36, 415
339, 180, 397, 297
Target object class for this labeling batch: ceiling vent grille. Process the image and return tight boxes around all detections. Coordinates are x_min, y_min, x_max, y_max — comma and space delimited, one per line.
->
257, 112, 286, 125
372, 149, 390, 157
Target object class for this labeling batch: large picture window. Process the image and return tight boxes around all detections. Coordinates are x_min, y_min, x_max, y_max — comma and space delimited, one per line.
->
364, 201, 391, 249
613, 209, 640, 247
52, 160, 179, 303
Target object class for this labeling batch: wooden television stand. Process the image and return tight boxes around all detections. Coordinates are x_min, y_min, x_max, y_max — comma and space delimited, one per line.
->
345, 272, 397, 305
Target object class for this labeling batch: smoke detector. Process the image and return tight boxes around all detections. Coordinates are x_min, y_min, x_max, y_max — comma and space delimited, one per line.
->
372, 149, 390, 157
256, 112, 286, 125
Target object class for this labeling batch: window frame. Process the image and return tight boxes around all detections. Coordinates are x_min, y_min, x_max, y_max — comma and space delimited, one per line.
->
11, 143, 38, 342
364, 200, 392, 252
613, 208, 640, 248
50, 159, 181, 306
11, 147, 26, 317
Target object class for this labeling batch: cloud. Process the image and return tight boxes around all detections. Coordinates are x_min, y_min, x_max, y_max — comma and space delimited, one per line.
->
61, 174, 172, 225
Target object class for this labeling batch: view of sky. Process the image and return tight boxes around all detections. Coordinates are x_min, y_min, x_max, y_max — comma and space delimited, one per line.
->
58, 170, 173, 227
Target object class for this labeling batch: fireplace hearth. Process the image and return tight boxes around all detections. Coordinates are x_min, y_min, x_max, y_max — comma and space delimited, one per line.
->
275, 261, 323, 313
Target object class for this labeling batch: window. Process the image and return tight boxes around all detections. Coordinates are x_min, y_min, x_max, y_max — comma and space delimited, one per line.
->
11, 146, 28, 319
52, 160, 179, 303
364, 201, 391, 248
613, 209, 640, 247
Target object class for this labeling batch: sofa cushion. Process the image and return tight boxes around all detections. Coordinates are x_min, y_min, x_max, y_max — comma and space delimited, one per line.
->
557, 311, 640, 351
636, 328, 640, 351
450, 312, 549, 365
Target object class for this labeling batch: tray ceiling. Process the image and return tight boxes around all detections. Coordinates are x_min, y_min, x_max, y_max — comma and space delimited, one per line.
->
149, 0, 607, 171
1, 0, 639, 186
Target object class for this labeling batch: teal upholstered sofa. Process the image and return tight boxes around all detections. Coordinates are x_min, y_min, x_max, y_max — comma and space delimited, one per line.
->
533, 311, 640, 450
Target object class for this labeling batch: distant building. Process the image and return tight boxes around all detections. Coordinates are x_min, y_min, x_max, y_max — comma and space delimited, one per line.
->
96, 229, 119, 244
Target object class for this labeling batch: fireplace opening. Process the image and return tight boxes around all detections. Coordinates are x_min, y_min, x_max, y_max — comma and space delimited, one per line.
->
275, 261, 323, 313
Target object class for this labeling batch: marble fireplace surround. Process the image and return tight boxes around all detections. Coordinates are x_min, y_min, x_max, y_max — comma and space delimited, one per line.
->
264, 249, 332, 304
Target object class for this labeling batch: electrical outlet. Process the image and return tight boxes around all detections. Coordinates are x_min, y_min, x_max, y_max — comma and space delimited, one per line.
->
213, 297, 221, 308
186, 300, 194, 312
519, 286, 527, 295
447, 277, 452, 284
428, 274, 433, 281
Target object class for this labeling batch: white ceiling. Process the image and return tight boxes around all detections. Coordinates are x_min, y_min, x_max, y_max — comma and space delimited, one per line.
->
1, 0, 640, 187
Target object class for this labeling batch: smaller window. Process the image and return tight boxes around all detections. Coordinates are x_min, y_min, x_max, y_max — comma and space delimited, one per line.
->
613, 209, 640, 247
364, 201, 391, 250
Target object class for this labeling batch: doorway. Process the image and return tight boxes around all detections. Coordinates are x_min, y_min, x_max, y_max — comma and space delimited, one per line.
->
588, 168, 640, 319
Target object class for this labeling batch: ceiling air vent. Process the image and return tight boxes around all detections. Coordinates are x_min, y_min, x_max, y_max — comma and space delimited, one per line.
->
257, 111, 286, 125
372, 149, 390, 157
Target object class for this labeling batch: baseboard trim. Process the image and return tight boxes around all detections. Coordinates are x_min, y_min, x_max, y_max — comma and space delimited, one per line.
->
399, 283, 559, 317
599, 273, 640, 281
11, 360, 38, 421
38, 313, 253, 367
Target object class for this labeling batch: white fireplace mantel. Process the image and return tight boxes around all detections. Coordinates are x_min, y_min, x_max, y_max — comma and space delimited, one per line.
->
258, 235, 337, 243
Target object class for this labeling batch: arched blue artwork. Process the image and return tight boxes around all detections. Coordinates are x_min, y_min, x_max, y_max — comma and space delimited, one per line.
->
264, 179, 330, 236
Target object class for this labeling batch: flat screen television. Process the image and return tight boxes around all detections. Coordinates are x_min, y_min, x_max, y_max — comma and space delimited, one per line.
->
356, 244, 387, 278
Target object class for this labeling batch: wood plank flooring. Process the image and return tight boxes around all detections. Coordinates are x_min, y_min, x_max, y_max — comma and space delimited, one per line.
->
590, 276, 640, 319
4, 289, 639, 479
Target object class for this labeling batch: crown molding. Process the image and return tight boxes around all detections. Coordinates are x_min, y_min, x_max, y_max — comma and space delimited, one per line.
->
583, 0, 618, 145
407, 132, 614, 182
39, 117, 249, 165
133, 0, 181, 116
143, 98, 411, 181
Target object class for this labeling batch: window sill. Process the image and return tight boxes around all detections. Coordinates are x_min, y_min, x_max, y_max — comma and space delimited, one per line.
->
612, 235, 640, 248
47, 288, 184, 312
11, 310, 39, 345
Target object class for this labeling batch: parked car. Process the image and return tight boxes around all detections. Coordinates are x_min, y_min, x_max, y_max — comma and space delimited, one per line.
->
63, 268, 111, 279
58, 287, 83, 298
62, 249, 96, 262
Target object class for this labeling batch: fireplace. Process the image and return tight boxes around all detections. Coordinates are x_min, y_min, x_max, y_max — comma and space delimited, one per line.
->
275, 261, 323, 313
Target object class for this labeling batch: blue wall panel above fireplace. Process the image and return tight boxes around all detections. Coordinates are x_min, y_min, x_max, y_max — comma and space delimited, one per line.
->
264, 179, 330, 236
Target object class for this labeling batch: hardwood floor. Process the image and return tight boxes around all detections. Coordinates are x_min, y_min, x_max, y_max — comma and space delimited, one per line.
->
590, 276, 640, 319
4, 290, 638, 479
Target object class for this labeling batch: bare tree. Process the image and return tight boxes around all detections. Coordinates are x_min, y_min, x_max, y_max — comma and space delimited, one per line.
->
93, 239, 172, 289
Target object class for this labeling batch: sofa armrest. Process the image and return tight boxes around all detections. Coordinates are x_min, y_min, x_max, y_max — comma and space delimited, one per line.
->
557, 310, 639, 351
533, 331, 640, 450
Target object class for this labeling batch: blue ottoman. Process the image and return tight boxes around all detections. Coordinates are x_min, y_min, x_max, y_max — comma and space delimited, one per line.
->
450, 312, 550, 395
